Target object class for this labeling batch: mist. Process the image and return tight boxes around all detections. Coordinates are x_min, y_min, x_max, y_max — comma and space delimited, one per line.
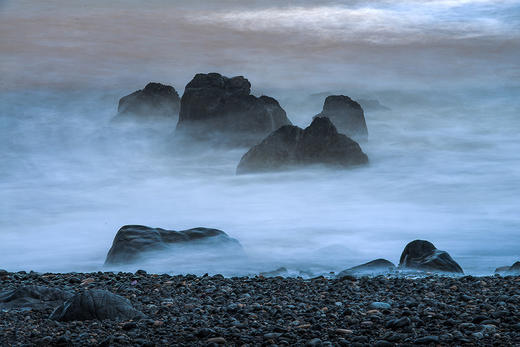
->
1, 0, 519, 276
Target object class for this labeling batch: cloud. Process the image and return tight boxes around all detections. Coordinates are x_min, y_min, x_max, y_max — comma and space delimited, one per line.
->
189, 1, 519, 44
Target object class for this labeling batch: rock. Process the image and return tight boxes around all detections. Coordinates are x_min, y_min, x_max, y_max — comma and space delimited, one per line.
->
236, 117, 368, 174
369, 302, 391, 310
315, 95, 368, 140
104, 225, 243, 265
495, 261, 520, 274
399, 240, 463, 273
337, 259, 395, 278
49, 289, 145, 321
0, 285, 73, 310
116, 82, 180, 121
176, 72, 291, 146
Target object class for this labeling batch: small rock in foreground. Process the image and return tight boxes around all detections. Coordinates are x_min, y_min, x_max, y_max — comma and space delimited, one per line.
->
49, 289, 145, 321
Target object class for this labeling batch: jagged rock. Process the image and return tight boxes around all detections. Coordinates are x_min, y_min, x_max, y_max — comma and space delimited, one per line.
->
236, 117, 368, 174
495, 261, 520, 274
49, 289, 145, 321
315, 95, 368, 140
337, 259, 395, 278
104, 225, 243, 265
115, 82, 180, 120
399, 240, 463, 273
0, 286, 73, 310
175, 73, 291, 145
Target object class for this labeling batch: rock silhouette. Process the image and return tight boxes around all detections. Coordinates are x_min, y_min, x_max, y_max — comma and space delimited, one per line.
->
105, 225, 243, 265
176, 73, 291, 146
115, 82, 180, 121
237, 117, 368, 174
315, 95, 368, 140
399, 240, 463, 273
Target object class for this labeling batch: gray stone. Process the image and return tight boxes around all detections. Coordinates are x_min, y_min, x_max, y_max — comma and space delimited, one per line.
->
399, 240, 463, 273
49, 289, 145, 321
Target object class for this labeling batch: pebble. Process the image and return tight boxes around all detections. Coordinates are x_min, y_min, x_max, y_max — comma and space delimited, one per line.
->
0, 271, 519, 346
369, 302, 391, 310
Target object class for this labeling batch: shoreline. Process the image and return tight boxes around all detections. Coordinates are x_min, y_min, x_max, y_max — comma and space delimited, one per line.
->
1, 270, 519, 346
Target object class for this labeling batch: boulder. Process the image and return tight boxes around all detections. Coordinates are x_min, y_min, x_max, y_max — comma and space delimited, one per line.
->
175, 73, 291, 145
399, 240, 463, 273
0, 286, 73, 311
315, 95, 368, 140
115, 82, 180, 120
337, 259, 395, 278
104, 225, 243, 265
49, 289, 145, 321
236, 117, 368, 174
495, 261, 520, 274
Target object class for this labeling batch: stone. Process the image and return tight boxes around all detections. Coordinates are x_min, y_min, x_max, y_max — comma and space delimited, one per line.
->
104, 225, 243, 265
337, 259, 395, 278
0, 285, 73, 311
315, 95, 368, 140
399, 240, 463, 273
49, 289, 145, 321
116, 82, 180, 120
369, 302, 391, 310
176, 72, 291, 146
236, 117, 368, 174
495, 261, 520, 274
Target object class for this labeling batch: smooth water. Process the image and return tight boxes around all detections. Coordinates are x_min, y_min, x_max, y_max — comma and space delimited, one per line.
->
1, 0, 519, 276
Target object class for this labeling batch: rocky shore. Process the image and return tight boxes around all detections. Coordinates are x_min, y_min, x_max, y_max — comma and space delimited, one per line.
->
1, 270, 520, 346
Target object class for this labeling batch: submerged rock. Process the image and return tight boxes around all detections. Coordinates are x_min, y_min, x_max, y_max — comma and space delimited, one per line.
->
237, 117, 368, 174
115, 82, 180, 121
175, 72, 291, 145
0, 286, 73, 311
337, 259, 395, 278
315, 95, 368, 140
495, 261, 520, 274
399, 240, 463, 274
49, 289, 144, 321
104, 225, 243, 265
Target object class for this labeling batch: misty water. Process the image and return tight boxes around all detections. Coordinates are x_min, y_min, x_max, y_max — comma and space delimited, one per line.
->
1, 0, 519, 276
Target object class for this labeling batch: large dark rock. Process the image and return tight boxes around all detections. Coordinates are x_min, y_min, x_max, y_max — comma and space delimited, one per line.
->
105, 225, 243, 265
399, 240, 463, 273
175, 73, 291, 145
315, 95, 368, 140
495, 261, 520, 274
116, 82, 180, 120
49, 289, 145, 321
337, 259, 395, 278
236, 117, 368, 174
0, 286, 73, 311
